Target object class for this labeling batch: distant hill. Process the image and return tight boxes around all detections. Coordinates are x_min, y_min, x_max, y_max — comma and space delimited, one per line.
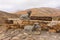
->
15, 7, 60, 17
0, 11, 19, 24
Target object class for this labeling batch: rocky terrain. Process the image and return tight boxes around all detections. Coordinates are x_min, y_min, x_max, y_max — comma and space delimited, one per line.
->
0, 7, 60, 40
0, 29, 60, 40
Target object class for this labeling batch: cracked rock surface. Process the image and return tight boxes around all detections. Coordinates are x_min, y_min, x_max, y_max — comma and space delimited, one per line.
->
0, 29, 60, 40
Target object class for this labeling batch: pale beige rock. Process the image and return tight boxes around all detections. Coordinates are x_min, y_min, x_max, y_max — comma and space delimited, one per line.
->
25, 37, 34, 40
33, 31, 41, 35
12, 37, 20, 40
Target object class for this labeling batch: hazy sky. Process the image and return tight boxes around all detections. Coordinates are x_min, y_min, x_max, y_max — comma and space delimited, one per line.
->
0, 0, 60, 12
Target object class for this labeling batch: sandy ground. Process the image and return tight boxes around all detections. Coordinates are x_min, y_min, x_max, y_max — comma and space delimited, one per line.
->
0, 29, 60, 40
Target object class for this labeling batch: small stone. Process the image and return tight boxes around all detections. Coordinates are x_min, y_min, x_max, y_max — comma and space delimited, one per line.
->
12, 37, 20, 40
17, 34, 23, 37
23, 32, 28, 35
39, 38, 45, 40
20, 35, 27, 39
33, 31, 41, 35
25, 37, 34, 40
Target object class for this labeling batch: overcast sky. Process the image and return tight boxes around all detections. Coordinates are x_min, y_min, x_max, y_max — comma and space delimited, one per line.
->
0, 0, 60, 12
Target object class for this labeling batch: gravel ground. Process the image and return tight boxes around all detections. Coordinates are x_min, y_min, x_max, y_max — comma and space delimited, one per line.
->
0, 29, 60, 40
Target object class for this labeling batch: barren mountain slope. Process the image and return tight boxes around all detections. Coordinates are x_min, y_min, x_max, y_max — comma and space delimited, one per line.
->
16, 7, 60, 17
0, 11, 19, 24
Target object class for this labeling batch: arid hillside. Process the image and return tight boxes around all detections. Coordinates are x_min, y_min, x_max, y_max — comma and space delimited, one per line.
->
0, 7, 60, 24
16, 7, 60, 17
0, 11, 19, 24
